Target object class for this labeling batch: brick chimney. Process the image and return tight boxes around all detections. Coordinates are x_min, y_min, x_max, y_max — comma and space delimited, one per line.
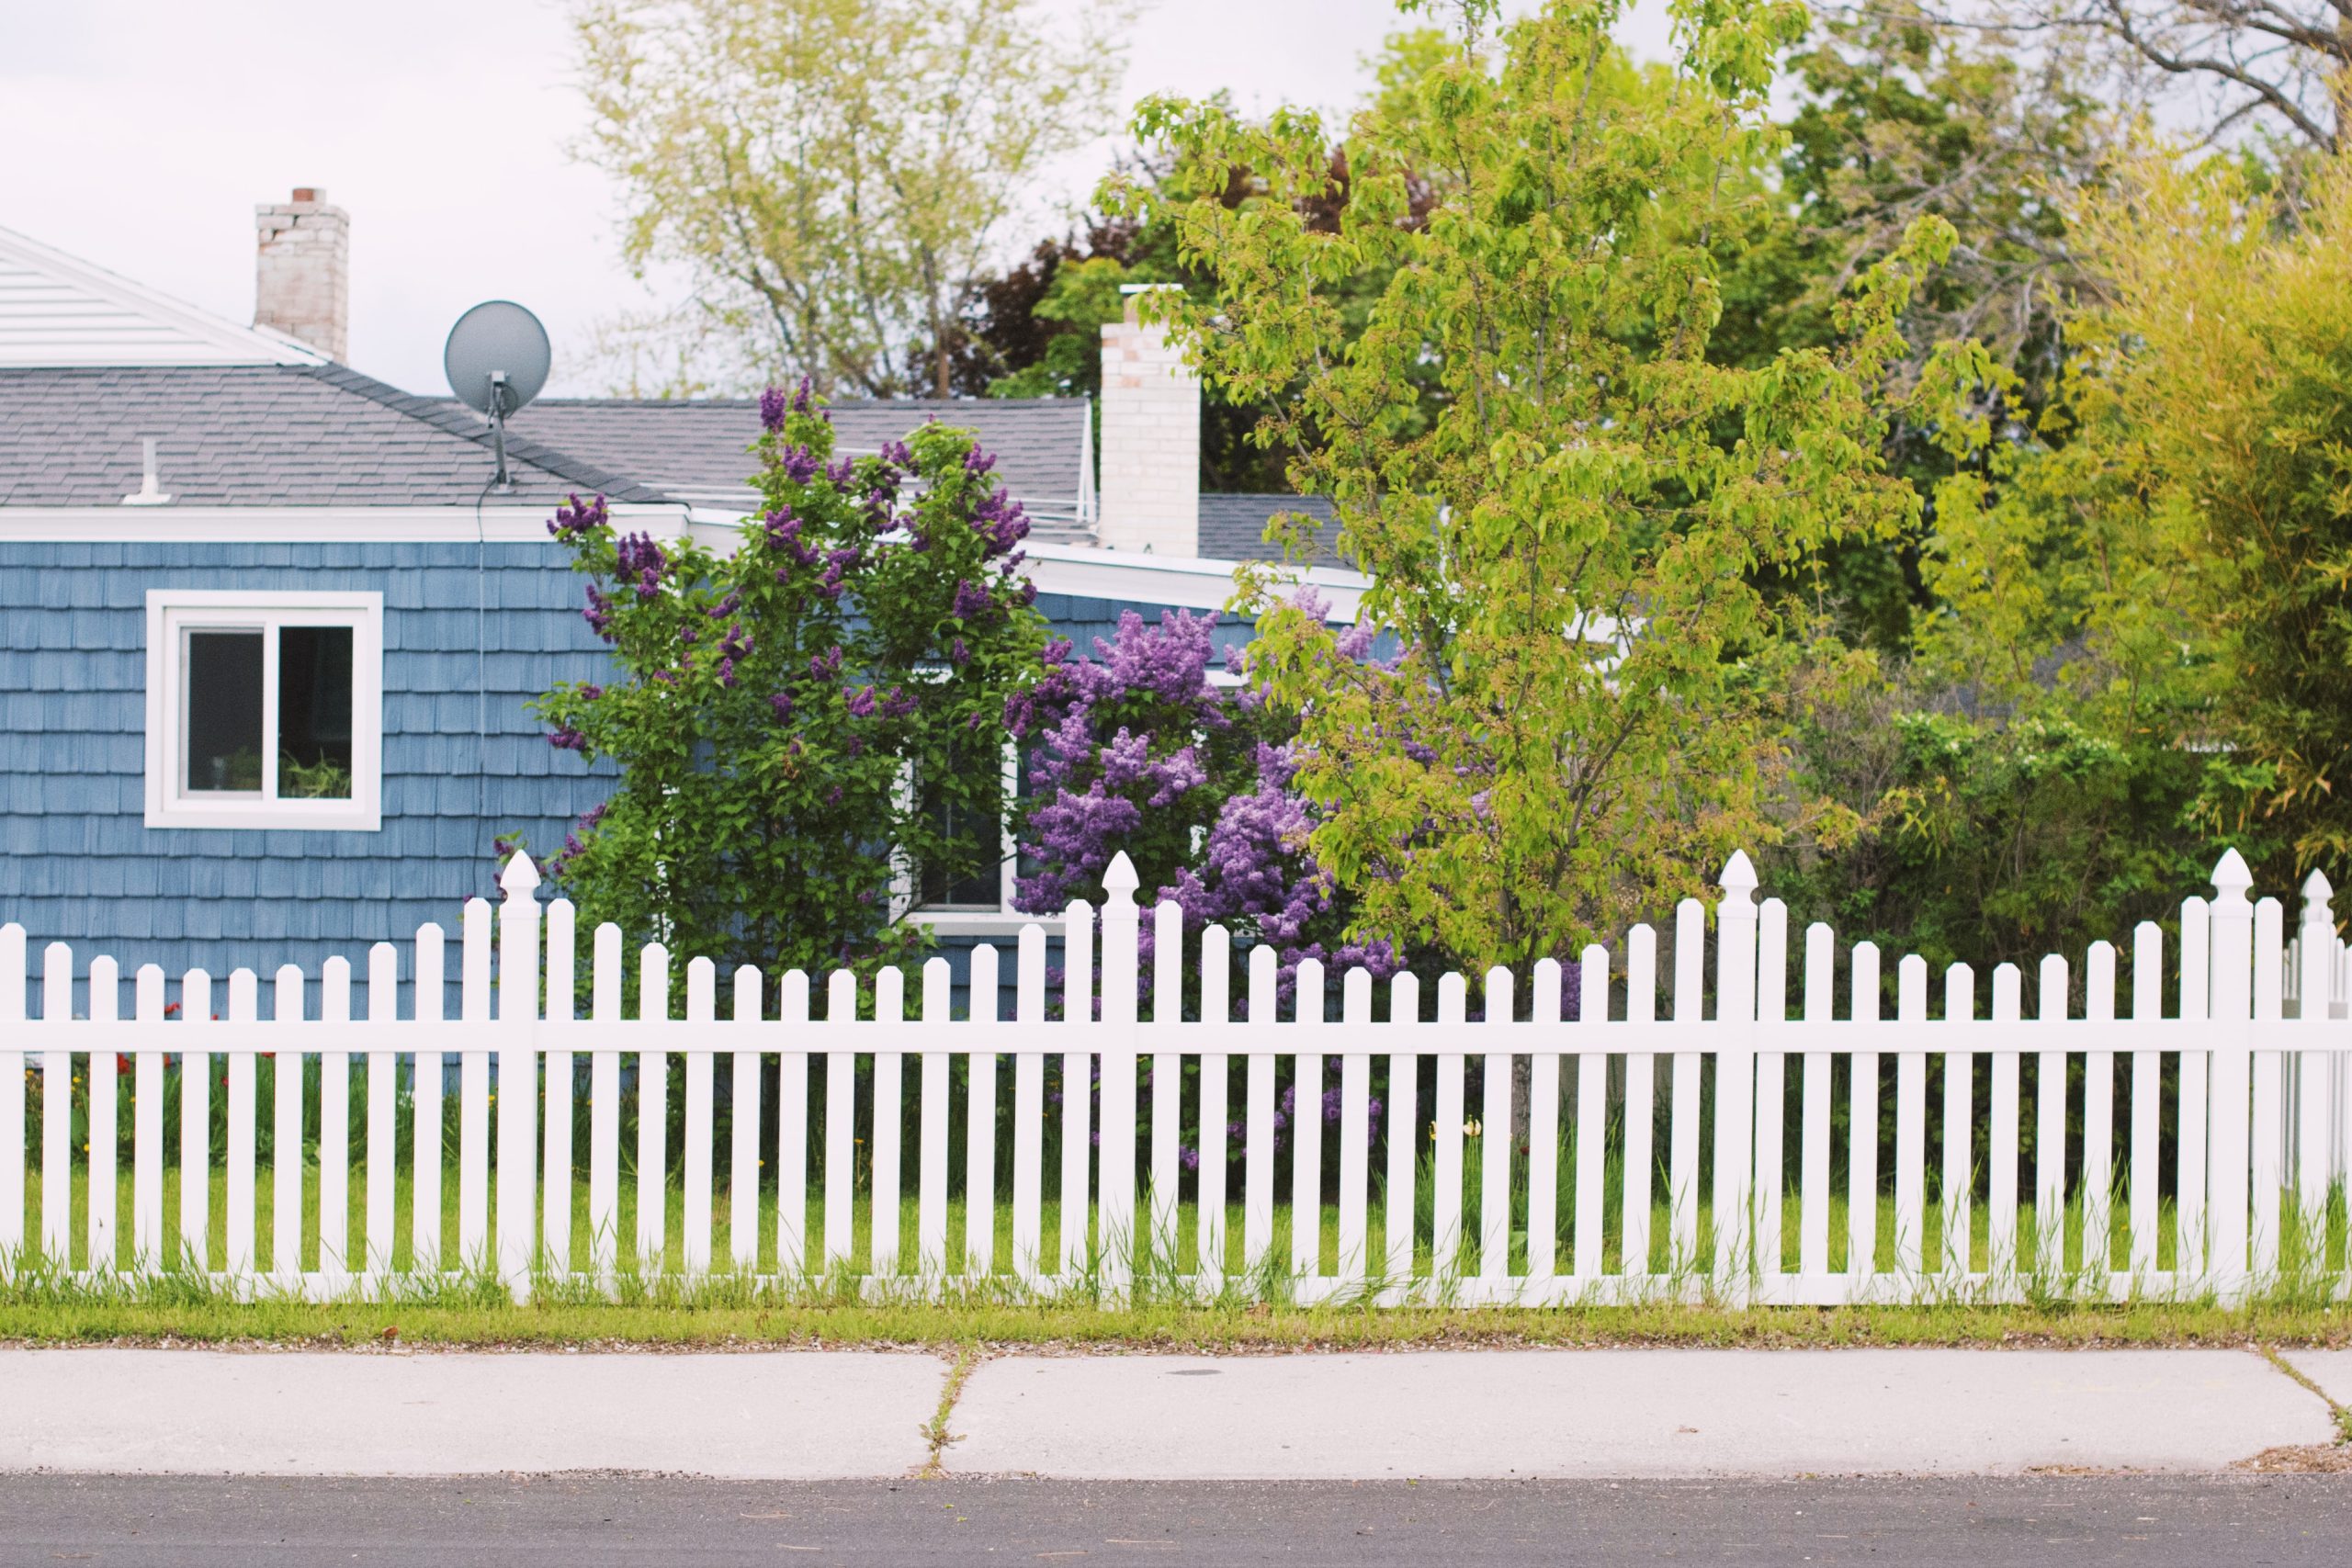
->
254, 186, 349, 361
1097, 286, 1199, 556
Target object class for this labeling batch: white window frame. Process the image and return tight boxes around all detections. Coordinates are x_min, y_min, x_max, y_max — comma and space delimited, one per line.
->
142, 589, 384, 832
900, 739, 1034, 937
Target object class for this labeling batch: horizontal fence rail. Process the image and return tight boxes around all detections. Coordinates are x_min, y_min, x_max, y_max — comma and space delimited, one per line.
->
2, 849, 2348, 1306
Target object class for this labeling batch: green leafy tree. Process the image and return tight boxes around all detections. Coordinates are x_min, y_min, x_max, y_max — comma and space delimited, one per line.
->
572, 0, 1133, 398
528, 388, 1047, 977
1116, 0, 1966, 970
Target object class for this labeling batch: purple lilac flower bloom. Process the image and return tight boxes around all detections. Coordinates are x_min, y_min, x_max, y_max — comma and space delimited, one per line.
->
548, 727, 588, 751
844, 685, 876, 718
879, 685, 917, 719
951, 579, 992, 621
760, 386, 790, 432
809, 646, 843, 680
548, 492, 609, 537
769, 692, 795, 721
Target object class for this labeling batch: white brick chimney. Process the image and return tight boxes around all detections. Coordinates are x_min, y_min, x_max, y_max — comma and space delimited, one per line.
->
1097, 285, 1198, 555
254, 186, 349, 362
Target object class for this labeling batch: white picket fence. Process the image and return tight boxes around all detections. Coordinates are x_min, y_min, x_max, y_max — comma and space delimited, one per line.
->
3, 848, 2348, 1306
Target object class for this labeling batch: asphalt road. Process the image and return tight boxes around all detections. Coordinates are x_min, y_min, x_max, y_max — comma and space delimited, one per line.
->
2, 1473, 2349, 1566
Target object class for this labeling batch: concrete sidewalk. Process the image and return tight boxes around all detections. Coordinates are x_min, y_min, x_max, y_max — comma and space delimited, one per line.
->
0, 1347, 2339, 1480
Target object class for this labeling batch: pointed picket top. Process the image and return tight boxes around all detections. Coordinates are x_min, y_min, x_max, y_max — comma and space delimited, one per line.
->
1102, 851, 1140, 905
2211, 847, 2254, 902
1719, 850, 1758, 907
2300, 866, 2334, 928
500, 851, 542, 898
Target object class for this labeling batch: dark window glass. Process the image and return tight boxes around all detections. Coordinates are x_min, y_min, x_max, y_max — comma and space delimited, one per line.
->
185, 630, 264, 793
277, 626, 355, 798
918, 745, 1003, 909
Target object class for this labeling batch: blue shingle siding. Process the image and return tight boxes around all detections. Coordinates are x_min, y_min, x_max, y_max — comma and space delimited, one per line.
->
0, 543, 1256, 1017
0, 539, 619, 1016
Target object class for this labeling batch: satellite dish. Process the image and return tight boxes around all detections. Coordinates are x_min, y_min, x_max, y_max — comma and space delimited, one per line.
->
443, 300, 551, 493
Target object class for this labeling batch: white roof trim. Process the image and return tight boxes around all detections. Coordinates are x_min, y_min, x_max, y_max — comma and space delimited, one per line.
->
0, 222, 328, 368
0, 503, 1365, 617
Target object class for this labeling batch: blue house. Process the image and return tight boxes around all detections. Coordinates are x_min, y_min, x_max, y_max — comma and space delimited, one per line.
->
0, 195, 1360, 1012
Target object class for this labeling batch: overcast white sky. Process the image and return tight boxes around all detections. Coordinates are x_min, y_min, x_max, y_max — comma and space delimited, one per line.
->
0, 0, 1672, 396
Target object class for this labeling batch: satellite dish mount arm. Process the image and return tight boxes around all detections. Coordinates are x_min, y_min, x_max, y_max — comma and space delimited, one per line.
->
488, 370, 514, 494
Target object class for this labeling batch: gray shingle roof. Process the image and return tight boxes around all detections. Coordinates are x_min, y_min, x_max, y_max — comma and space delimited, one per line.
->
1198, 492, 1344, 566
498, 396, 1091, 525
0, 367, 1093, 524
0, 365, 662, 508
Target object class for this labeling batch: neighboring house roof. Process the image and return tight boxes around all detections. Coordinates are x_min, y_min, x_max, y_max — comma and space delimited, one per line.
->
499, 397, 1094, 532
1198, 492, 1345, 567
0, 223, 325, 369
0, 365, 662, 508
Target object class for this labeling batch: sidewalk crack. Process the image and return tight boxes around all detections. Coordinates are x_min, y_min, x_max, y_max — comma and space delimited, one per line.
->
915, 1342, 982, 1479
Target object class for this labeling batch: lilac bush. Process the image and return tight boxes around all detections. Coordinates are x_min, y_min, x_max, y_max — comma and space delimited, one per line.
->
1004, 605, 1401, 1010
526, 382, 1046, 979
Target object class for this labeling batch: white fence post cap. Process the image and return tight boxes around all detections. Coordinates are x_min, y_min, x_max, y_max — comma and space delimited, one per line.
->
1103, 852, 1140, 902
2300, 867, 2333, 918
501, 851, 542, 897
1720, 850, 1758, 899
2211, 847, 2254, 897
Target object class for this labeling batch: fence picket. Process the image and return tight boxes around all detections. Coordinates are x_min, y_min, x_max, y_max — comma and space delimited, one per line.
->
1669, 901, 1703, 1275
1243, 943, 1277, 1277
40, 942, 70, 1266
1754, 903, 1788, 1282
1573, 947, 1608, 1284
544, 897, 577, 1277
1433, 972, 1467, 1280
2129, 923, 2163, 1280
1526, 957, 1563, 1284
2177, 895, 2211, 1284
2208, 855, 2255, 1296
495, 858, 539, 1293
1798, 924, 1832, 1282
637, 942, 671, 1270
1338, 965, 1373, 1285
1060, 900, 1093, 1280
270, 964, 305, 1280
1293, 958, 1327, 1283
86, 955, 119, 1274
682, 956, 716, 1276
132, 964, 165, 1272
2250, 896, 2285, 1281
1989, 964, 2022, 1284
1385, 972, 1420, 1290
1012, 925, 1046, 1282
1894, 955, 1927, 1279
588, 923, 623, 1277
1150, 901, 1182, 1273
1942, 964, 1975, 1279
412, 925, 445, 1274
1713, 856, 1759, 1292
775, 968, 809, 1280
1099, 863, 1138, 1296
319, 955, 351, 1277
823, 967, 855, 1272
179, 968, 212, 1272
965, 946, 999, 1277
225, 967, 257, 1279
1848, 942, 1882, 1289
458, 897, 492, 1271
2295, 874, 2335, 1247
1478, 966, 1512, 1283
919, 957, 951, 1276
732, 964, 764, 1272
366, 943, 397, 1274
2034, 953, 2068, 1279
1623, 925, 1657, 1280
1197, 929, 1231, 1286
2084, 942, 2117, 1278
870, 966, 904, 1280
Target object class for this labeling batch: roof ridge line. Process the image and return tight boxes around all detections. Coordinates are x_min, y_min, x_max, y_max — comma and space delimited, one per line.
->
300, 363, 676, 505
